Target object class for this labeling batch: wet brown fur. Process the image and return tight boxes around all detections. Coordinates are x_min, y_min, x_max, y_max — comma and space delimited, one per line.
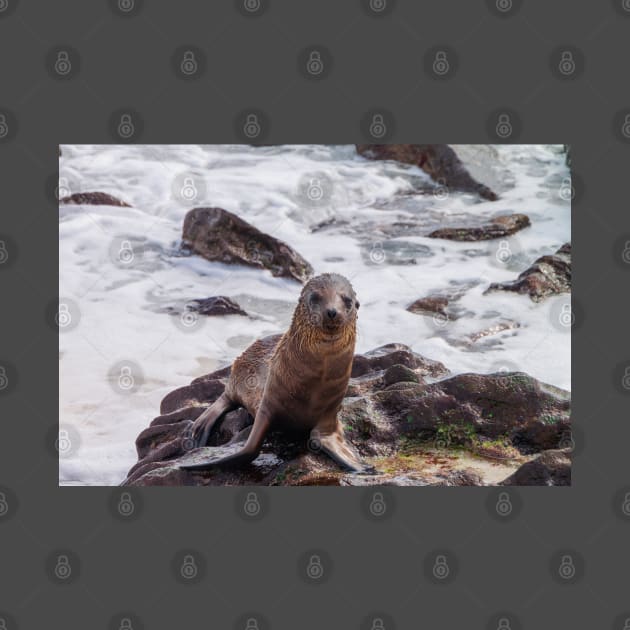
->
181, 273, 370, 472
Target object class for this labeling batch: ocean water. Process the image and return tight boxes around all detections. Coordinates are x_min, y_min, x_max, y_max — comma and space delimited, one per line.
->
59, 144, 571, 486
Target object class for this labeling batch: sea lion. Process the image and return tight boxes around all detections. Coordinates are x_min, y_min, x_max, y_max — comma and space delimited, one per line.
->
180, 273, 373, 473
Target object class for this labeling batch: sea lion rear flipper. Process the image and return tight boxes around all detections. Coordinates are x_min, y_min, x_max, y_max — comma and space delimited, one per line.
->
191, 393, 237, 447
181, 406, 272, 471
311, 428, 376, 474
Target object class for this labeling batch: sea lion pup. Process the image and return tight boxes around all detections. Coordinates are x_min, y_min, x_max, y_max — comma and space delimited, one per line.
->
180, 273, 373, 473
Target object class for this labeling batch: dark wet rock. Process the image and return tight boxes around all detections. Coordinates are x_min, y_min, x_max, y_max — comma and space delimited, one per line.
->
428, 213, 531, 241
356, 144, 498, 201
406, 281, 479, 322
351, 343, 448, 379
188, 296, 248, 317
500, 448, 571, 486
122, 342, 570, 487
407, 296, 450, 317
485, 243, 571, 302
59, 192, 132, 207
383, 364, 420, 387
182, 207, 313, 283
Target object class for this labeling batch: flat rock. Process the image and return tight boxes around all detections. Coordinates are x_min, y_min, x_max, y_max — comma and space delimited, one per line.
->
356, 144, 498, 201
182, 207, 313, 283
485, 243, 571, 302
428, 213, 531, 241
59, 192, 131, 207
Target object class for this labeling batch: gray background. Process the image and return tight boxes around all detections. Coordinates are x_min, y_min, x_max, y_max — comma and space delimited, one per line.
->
1, 0, 629, 628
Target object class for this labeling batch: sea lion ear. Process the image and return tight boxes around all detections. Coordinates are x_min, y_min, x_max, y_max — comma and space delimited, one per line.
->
355, 300, 360, 310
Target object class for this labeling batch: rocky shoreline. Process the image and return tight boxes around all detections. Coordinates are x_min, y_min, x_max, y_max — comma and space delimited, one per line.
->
122, 342, 571, 487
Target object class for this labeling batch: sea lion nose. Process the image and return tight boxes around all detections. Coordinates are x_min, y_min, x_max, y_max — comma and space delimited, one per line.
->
326, 308, 337, 320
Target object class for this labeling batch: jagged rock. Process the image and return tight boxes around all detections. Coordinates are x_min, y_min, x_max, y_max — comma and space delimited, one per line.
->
356, 144, 498, 201
182, 207, 313, 283
59, 192, 131, 207
485, 243, 571, 302
428, 213, 530, 241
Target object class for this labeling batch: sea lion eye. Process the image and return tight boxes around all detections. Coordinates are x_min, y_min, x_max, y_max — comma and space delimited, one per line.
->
342, 296, 353, 309
355, 300, 360, 310
310, 292, 321, 304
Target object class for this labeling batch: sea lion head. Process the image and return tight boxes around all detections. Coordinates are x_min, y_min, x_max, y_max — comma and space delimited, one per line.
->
298, 273, 360, 338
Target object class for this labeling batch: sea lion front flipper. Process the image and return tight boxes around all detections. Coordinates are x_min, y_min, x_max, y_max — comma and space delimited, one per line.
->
311, 427, 376, 474
181, 406, 272, 471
